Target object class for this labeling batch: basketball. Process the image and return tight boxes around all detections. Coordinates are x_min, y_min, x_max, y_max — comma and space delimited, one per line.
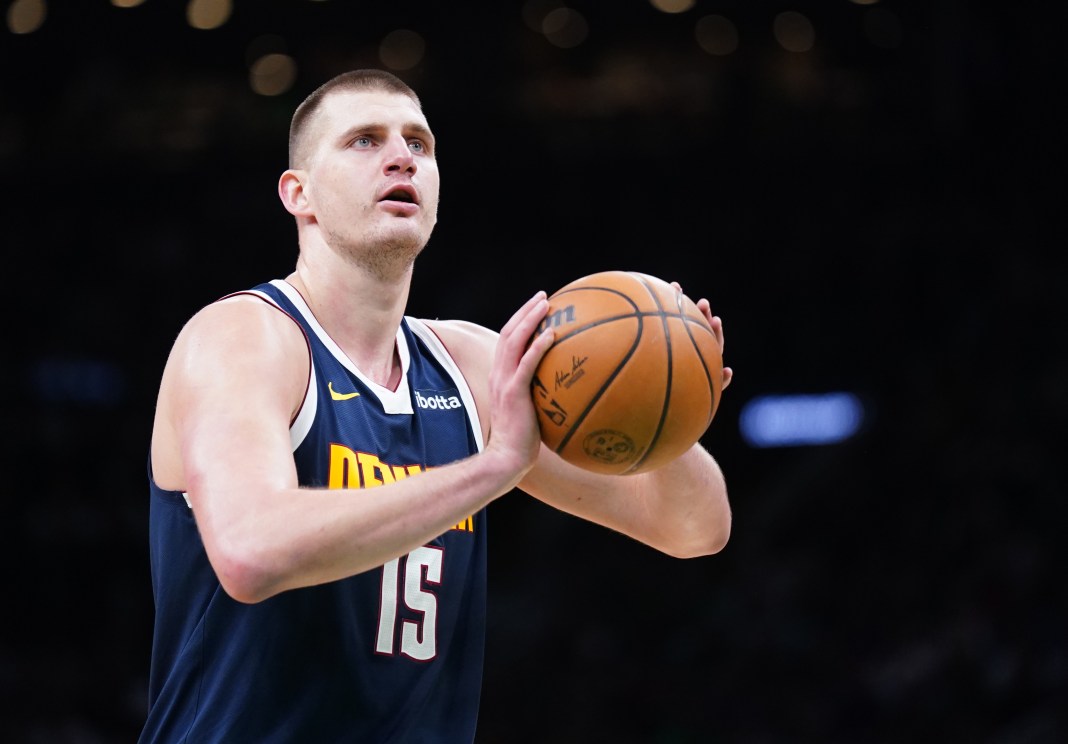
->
531, 270, 723, 475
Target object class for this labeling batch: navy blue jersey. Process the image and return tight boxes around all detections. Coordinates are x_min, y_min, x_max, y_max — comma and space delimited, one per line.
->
141, 279, 488, 743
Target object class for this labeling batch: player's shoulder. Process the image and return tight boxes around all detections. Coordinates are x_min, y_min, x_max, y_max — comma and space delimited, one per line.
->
174, 292, 306, 360
189, 291, 296, 327
421, 318, 497, 344
419, 318, 496, 371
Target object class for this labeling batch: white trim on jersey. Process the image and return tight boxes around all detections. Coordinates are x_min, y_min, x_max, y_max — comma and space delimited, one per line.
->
290, 357, 317, 451
240, 286, 320, 451
269, 279, 415, 415
405, 317, 486, 454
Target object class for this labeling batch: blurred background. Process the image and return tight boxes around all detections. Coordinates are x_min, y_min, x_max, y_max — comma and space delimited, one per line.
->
2, 0, 1064, 742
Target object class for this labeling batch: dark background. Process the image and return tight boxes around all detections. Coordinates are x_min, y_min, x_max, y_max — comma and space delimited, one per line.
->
2, 1, 1064, 742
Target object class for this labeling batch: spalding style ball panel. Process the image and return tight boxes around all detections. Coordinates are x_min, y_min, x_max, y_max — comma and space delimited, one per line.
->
532, 270, 723, 475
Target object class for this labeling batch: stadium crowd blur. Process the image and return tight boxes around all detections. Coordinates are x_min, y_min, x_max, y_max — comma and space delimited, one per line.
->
2, 0, 1063, 741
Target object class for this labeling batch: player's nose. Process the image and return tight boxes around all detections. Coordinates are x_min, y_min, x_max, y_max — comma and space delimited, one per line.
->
383, 134, 416, 174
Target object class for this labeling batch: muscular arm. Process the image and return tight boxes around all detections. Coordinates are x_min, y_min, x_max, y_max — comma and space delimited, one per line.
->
520, 441, 731, 558
152, 292, 554, 604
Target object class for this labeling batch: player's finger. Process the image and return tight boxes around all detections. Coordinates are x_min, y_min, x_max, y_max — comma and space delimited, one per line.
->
709, 315, 725, 354
518, 325, 554, 379
500, 291, 546, 338
499, 293, 548, 365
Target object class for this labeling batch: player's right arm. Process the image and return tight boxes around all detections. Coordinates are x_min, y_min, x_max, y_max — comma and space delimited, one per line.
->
151, 291, 553, 603
151, 295, 309, 594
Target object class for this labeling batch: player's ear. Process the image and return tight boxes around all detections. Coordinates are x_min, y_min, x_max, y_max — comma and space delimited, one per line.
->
278, 169, 312, 216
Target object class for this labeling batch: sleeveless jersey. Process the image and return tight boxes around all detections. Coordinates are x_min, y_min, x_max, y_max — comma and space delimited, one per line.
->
140, 279, 488, 743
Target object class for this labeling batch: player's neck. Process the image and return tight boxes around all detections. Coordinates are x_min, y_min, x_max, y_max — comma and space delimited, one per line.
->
287, 259, 410, 390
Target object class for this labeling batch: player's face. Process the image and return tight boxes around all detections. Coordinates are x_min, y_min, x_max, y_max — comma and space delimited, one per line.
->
305, 89, 440, 269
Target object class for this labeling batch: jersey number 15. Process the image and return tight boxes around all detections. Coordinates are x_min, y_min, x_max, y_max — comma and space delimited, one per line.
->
375, 546, 442, 661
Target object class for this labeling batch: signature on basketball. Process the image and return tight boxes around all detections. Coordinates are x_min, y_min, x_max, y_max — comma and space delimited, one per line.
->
555, 355, 588, 390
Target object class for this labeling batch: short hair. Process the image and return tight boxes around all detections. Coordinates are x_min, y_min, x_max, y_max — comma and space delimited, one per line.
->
288, 69, 422, 168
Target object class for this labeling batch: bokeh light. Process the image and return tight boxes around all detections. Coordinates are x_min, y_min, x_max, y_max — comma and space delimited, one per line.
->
186, 0, 231, 31
522, 0, 564, 33
542, 7, 588, 49
6, 0, 46, 34
249, 53, 298, 97
773, 10, 816, 53
695, 14, 739, 56
650, 0, 695, 14
379, 29, 427, 71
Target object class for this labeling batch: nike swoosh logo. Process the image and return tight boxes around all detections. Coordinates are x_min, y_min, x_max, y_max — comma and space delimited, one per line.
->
329, 381, 360, 401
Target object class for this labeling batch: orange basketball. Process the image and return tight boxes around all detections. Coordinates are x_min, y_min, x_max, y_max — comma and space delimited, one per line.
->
531, 270, 723, 475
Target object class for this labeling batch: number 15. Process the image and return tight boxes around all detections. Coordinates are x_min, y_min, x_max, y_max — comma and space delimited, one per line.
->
375, 546, 442, 661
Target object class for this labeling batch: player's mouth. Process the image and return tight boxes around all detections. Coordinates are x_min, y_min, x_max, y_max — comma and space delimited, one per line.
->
377, 184, 420, 214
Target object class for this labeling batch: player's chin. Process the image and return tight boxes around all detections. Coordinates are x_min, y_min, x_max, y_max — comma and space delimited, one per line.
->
367, 226, 430, 263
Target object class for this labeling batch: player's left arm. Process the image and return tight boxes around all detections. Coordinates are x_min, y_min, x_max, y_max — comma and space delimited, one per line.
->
431, 298, 733, 560
526, 296, 731, 558
520, 437, 731, 558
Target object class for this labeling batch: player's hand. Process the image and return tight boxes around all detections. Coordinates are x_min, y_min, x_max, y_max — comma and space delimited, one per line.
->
485, 291, 554, 477
672, 282, 733, 393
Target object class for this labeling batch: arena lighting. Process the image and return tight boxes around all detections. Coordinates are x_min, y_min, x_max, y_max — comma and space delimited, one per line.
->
739, 392, 864, 448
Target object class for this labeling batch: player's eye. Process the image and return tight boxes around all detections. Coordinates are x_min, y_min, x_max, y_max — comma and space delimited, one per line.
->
408, 139, 425, 153
353, 136, 373, 149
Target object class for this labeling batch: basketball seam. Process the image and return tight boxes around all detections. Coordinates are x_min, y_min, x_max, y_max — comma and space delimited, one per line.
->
549, 284, 644, 458
624, 273, 673, 474
554, 316, 644, 457
553, 311, 698, 343
677, 303, 717, 430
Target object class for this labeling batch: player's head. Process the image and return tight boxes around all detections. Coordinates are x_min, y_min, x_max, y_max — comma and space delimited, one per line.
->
289, 69, 423, 169
279, 69, 439, 274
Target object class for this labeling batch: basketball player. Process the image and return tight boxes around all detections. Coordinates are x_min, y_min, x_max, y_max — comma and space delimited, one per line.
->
140, 69, 733, 742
